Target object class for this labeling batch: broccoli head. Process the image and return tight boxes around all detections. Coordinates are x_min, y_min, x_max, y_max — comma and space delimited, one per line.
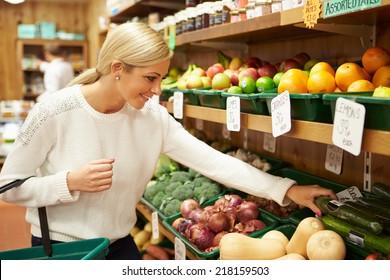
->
162, 198, 182, 217
164, 181, 183, 195
170, 171, 193, 184
151, 191, 169, 209
194, 182, 222, 204
192, 176, 213, 188
143, 183, 158, 202
172, 184, 194, 201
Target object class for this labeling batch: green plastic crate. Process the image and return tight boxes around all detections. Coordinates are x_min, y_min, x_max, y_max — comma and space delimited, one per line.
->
322, 92, 390, 131
160, 87, 175, 102
0, 238, 110, 260
173, 87, 212, 106
162, 198, 279, 259
260, 92, 333, 123
221, 92, 269, 115
192, 89, 227, 109
259, 223, 370, 260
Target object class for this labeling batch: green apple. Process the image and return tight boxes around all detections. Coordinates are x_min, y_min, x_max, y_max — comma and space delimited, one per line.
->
304, 59, 320, 71
373, 86, 390, 98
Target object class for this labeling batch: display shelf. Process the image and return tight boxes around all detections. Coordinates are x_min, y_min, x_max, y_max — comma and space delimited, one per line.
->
166, 103, 390, 157
176, 2, 390, 47
110, 0, 184, 22
136, 201, 200, 260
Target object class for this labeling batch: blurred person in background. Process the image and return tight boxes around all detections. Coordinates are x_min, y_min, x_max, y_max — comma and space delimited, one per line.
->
37, 44, 74, 102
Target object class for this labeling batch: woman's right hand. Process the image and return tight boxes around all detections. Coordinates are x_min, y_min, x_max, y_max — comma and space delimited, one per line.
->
66, 158, 115, 192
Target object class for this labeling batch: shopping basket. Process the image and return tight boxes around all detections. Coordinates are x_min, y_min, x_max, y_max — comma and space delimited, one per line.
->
0, 178, 110, 260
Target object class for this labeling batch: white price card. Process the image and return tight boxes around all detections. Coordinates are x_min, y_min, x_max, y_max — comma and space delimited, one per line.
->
226, 96, 240, 131
332, 97, 365, 156
173, 91, 183, 119
174, 237, 186, 260
271, 91, 291, 137
336, 186, 363, 203
151, 211, 159, 240
263, 133, 276, 153
325, 144, 343, 175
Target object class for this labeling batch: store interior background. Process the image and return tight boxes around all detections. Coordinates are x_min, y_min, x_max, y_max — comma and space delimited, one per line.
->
0, 0, 389, 252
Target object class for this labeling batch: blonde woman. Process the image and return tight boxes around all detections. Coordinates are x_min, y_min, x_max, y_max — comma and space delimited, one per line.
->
0, 22, 336, 260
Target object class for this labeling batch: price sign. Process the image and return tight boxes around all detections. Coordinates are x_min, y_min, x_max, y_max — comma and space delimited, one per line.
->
271, 91, 291, 137
174, 237, 186, 260
303, 0, 321, 29
332, 97, 365, 156
173, 91, 183, 119
263, 133, 276, 153
226, 96, 240, 132
151, 211, 159, 240
325, 144, 343, 174
337, 186, 363, 203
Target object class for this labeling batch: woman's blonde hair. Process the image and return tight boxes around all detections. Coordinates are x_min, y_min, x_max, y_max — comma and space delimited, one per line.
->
68, 22, 173, 86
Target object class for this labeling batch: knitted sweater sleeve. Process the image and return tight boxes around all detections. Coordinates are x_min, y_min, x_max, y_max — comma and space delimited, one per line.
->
0, 103, 78, 207
161, 114, 296, 206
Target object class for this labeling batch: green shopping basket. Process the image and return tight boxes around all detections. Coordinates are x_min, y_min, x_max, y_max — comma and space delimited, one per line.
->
0, 178, 110, 260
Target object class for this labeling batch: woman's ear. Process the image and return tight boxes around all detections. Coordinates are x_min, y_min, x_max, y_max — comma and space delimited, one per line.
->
111, 60, 123, 75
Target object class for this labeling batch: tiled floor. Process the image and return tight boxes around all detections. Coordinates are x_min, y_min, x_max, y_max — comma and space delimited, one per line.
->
0, 201, 31, 252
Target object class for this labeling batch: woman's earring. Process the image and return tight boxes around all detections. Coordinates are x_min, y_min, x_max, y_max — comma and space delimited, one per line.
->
115, 76, 120, 80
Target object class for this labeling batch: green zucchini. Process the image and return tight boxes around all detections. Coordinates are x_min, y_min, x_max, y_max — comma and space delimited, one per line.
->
322, 214, 390, 255
355, 197, 390, 217
315, 196, 383, 234
372, 182, 390, 202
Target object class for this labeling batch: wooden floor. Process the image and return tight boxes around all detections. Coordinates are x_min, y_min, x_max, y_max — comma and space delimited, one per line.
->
0, 201, 31, 252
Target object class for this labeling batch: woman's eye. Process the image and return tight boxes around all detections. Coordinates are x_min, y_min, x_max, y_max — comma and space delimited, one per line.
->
146, 76, 157, 82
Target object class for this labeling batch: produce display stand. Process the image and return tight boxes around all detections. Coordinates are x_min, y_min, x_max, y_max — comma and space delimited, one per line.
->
0, 179, 110, 260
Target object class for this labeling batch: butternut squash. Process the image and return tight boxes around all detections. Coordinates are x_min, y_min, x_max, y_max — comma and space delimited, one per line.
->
286, 217, 324, 258
219, 232, 286, 260
306, 230, 346, 260
261, 230, 289, 248
274, 253, 306, 260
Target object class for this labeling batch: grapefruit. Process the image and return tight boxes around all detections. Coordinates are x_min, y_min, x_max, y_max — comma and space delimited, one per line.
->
347, 80, 375, 92
362, 46, 390, 74
335, 62, 368, 92
307, 70, 336, 93
372, 65, 390, 87
278, 75, 307, 93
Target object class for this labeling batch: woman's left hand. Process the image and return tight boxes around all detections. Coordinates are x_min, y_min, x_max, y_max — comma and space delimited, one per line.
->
286, 184, 338, 216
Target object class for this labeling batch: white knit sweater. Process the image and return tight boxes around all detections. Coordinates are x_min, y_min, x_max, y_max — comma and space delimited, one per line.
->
0, 85, 296, 243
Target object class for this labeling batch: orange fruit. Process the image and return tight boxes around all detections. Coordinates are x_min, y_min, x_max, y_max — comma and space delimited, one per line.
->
334, 87, 342, 92
347, 80, 375, 92
280, 69, 309, 84
307, 70, 336, 93
372, 65, 390, 87
278, 75, 308, 93
335, 62, 368, 92
362, 46, 390, 74
309, 62, 335, 77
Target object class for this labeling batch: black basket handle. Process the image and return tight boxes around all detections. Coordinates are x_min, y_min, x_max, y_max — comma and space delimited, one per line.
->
0, 177, 52, 257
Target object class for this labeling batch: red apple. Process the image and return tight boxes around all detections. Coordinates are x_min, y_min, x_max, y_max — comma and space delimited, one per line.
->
257, 64, 277, 78
293, 52, 311, 68
191, 67, 206, 77
224, 69, 240, 86
206, 63, 225, 79
279, 58, 301, 72
238, 67, 259, 82
245, 57, 262, 68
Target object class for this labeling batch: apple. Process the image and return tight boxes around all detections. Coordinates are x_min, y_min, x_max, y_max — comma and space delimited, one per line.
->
373, 86, 390, 97
177, 78, 187, 90
257, 64, 277, 78
229, 57, 244, 70
206, 63, 225, 79
245, 56, 262, 68
279, 58, 301, 72
304, 58, 320, 71
200, 76, 212, 88
191, 67, 206, 77
224, 69, 240, 86
293, 52, 311, 68
238, 67, 259, 82
186, 75, 204, 89
212, 73, 231, 90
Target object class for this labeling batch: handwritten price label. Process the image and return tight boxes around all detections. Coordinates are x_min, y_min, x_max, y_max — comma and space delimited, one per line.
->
332, 97, 365, 156
271, 91, 291, 137
173, 91, 183, 119
325, 144, 343, 174
226, 96, 240, 132
174, 237, 186, 260
303, 0, 321, 28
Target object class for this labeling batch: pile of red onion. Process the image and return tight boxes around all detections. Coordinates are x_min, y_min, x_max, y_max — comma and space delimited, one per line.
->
172, 194, 267, 252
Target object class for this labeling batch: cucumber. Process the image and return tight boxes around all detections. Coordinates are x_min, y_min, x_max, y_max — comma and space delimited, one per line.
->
315, 196, 383, 234
355, 197, 390, 217
372, 182, 390, 202
322, 214, 390, 255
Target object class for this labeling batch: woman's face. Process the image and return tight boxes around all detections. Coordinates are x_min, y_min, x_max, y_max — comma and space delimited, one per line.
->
117, 59, 170, 109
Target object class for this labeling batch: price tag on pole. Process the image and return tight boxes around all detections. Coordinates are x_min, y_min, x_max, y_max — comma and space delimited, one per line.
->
271, 91, 291, 137
151, 211, 159, 240
263, 133, 276, 153
332, 97, 365, 156
174, 237, 186, 260
226, 96, 240, 132
173, 91, 183, 119
325, 144, 343, 175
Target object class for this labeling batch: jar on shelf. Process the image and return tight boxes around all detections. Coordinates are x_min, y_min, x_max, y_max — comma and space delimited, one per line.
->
246, 0, 256, 19
195, 3, 204, 30
255, 0, 272, 17
239, 7, 247, 21
214, 1, 224, 25
185, 7, 196, 32
230, 9, 239, 23
222, 0, 233, 23
238, 0, 249, 8
202, 2, 214, 28
185, 0, 199, 7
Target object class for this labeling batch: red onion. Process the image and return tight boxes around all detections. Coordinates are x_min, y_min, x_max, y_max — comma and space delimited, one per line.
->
172, 217, 184, 231
178, 218, 195, 238
188, 208, 204, 223
180, 199, 200, 218
208, 212, 230, 233
212, 231, 228, 247
199, 208, 215, 224
225, 194, 244, 207
236, 201, 259, 223
214, 196, 227, 208
243, 219, 266, 233
188, 223, 215, 251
